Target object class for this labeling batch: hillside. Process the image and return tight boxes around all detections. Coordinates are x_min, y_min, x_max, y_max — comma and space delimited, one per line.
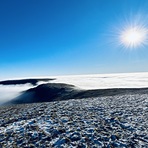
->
0, 94, 147, 147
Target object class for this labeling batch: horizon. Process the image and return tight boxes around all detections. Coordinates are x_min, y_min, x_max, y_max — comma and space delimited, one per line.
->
0, 71, 148, 81
1, 72, 148, 104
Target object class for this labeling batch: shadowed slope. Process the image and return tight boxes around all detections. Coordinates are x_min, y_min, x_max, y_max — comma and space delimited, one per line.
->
7, 83, 80, 104
5, 83, 148, 104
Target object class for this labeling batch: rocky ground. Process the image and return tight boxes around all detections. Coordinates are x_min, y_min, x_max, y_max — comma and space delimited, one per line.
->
0, 94, 148, 148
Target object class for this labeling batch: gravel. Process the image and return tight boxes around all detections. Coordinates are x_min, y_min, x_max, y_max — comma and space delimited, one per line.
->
0, 93, 148, 147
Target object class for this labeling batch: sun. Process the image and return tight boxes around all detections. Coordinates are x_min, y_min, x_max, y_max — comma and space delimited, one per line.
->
120, 26, 148, 49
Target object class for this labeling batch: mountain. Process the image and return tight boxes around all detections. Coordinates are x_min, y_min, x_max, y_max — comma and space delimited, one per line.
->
5, 83, 148, 104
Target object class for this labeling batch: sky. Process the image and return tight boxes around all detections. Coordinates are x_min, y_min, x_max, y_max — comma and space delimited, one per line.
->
0, 0, 148, 79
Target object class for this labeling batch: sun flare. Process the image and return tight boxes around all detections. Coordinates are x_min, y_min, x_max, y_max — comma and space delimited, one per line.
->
120, 26, 148, 48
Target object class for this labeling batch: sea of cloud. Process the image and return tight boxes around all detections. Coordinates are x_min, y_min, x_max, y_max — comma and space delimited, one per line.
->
0, 72, 148, 104
53, 72, 148, 89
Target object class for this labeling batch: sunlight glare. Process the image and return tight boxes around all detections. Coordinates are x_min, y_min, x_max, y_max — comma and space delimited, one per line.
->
119, 26, 148, 49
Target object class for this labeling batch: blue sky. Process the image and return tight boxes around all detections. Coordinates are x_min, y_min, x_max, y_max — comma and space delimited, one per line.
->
0, 0, 148, 79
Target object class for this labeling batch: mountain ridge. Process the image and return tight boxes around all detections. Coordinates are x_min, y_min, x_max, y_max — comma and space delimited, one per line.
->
5, 83, 148, 105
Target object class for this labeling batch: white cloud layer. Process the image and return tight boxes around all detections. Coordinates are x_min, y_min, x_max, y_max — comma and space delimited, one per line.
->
0, 84, 33, 104
0, 72, 148, 104
53, 72, 148, 89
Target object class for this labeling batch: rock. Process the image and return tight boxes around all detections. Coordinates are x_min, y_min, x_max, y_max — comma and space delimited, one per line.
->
110, 135, 117, 141
77, 143, 86, 148
53, 138, 66, 147
70, 132, 81, 141
51, 129, 60, 138
93, 139, 102, 146
102, 136, 110, 142
111, 142, 118, 147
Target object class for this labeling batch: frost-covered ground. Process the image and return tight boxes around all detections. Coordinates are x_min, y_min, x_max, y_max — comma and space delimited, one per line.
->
0, 94, 148, 148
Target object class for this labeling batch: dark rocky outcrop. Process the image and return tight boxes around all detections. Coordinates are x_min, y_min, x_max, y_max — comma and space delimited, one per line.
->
0, 78, 55, 86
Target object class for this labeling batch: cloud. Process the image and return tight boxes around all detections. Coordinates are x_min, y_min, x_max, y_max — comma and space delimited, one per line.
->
0, 72, 148, 104
53, 72, 148, 89
0, 84, 33, 104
